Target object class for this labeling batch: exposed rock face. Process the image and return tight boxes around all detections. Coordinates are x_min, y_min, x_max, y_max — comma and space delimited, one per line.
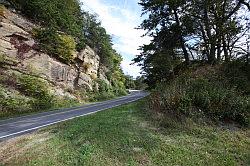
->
0, 6, 107, 97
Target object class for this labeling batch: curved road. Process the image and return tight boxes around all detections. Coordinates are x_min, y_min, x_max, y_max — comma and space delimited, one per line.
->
0, 91, 148, 140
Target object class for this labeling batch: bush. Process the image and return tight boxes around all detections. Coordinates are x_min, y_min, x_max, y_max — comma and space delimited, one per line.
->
87, 79, 127, 101
0, 85, 33, 117
222, 61, 250, 95
96, 79, 112, 93
17, 75, 54, 110
53, 96, 79, 109
89, 91, 115, 102
34, 28, 76, 64
149, 73, 250, 126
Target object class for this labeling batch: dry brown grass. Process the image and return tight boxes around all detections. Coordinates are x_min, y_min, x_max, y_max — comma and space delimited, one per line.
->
0, 132, 52, 164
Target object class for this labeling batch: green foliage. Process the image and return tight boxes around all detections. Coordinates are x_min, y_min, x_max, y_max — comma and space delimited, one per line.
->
222, 61, 250, 95
82, 12, 124, 70
90, 91, 115, 102
96, 79, 112, 93
0, 54, 19, 67
88, 79, 127, 101
4, 0, 128, 108
89, 79, 114, 101
2, 100, 250, 165
149, 65, 250, 126
134, 76, 148, 90
124, 75, 135, 89
135, 0, 250, 87
34, 28, 76, 64
10, 0, 84, 42
124, 75, 148, 90
17, 75, 54, 110
53, 96, 79, 109
0, 74, 81, 118
0, 85, 32, 117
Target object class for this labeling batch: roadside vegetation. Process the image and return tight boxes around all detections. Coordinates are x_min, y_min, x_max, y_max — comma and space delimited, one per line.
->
134, 0, 250, 127
0, 70, 129, 119
0, 100, 249, 165
0, 72, 79, 119
149, 62, 250, 127
0, 0, 249, 165
0, 0, 133, 118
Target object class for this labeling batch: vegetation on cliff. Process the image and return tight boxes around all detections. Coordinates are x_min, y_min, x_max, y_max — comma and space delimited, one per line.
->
0, 0, 129, 118
8, 0, 126, 91
0, 72, 78, 118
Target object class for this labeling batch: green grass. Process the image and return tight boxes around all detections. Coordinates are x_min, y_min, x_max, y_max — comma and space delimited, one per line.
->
0, 100, 249, 165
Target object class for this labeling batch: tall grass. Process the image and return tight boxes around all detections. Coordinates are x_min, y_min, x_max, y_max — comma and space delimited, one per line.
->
149, 63, 250, 126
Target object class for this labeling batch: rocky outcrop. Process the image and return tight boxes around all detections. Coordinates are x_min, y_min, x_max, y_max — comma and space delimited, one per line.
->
0, 6, 108, 97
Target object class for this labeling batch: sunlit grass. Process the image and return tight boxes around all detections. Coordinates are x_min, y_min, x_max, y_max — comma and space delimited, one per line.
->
0, 100, 249, 165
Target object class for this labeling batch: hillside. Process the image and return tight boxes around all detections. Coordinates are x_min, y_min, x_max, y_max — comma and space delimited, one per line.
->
0, 1, 127, 118
133, 0, 250, 127
148, 63, 250, 126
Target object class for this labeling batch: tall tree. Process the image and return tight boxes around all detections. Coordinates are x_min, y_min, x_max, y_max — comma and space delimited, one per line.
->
139, 0, 194, 64
135, 0, 250, 87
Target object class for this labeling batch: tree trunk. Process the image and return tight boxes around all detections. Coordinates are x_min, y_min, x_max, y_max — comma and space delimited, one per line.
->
222, 35, 229, 62
247, 52, 249, 65
203, 3, 216, 64
209, 43, 216, 64
216, 37, 222, 62
173, 8, 190, 65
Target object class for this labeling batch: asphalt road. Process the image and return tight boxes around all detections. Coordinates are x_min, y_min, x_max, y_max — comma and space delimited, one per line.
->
0, 91, 148, 140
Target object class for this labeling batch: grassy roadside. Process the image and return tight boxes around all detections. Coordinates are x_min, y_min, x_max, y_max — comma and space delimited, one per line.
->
0, 100, 249, 166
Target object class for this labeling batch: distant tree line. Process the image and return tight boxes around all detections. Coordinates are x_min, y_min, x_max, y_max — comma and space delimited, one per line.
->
124, 75, 148, 90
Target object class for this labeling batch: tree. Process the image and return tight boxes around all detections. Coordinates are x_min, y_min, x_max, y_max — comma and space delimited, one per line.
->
190, 0, 250, 63
139, 0, 193, 64
135, 0, 250, 88
124, 75, 135, 89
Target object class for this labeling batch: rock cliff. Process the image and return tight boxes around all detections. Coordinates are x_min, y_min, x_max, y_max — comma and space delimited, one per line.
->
0, 6, 109, 97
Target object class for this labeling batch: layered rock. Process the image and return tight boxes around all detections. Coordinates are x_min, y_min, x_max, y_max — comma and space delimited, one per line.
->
0, 6, 108, 97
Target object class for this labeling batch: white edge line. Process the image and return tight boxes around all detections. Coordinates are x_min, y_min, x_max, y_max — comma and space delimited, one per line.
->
0, 94, 142, 126
0, 96, 146, 140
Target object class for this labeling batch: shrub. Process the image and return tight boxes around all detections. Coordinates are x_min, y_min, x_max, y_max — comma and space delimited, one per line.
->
17, 75, 54, 110
149, 74, 250, 126
34, 28, 76, 64
222, 61, 250, 95
0, 54, 19, 67
52, 96, 79, 109
96, 79, 112, 93
0, 85, 32, 117
89, 91, 115, 102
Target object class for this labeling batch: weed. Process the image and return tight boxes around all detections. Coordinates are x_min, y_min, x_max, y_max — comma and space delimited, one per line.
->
0, 100, 249, 165
149, 63, 250, 126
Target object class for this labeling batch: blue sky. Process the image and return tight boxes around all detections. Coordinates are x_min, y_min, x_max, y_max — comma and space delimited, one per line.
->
80, 0, 151, 78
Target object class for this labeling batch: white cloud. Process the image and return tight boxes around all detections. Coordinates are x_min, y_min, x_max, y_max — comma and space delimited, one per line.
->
80, 0, 151, 77
121, 60, 141, 78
